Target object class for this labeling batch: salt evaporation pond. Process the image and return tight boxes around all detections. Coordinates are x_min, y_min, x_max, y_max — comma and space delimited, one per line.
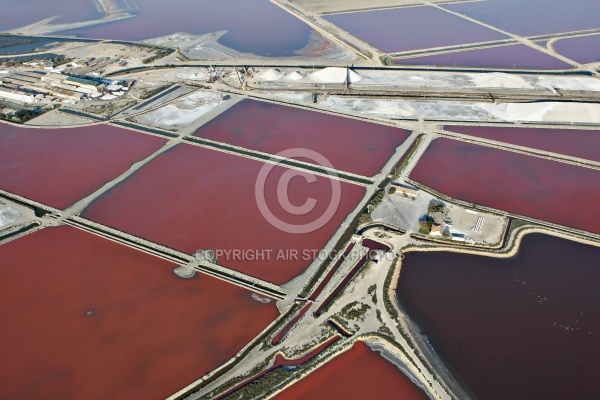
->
553, 34, 600, 64
395, 44, 571, 69
445, 125, 600, 162
0, 123, 166, 209
410, 138, 600, 234
82, 144, 366, 284
276, 341, 427, 399
60, 0, 315, 56
446, 0, 600, 36
0, 0, 101, 31
0, 226, 278, 400
193, 100, 411, 177
397, 233, 600, 400
324, 6, 507, 53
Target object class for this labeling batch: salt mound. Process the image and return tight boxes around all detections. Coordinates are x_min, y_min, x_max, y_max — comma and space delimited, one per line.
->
310, 67, 361, 83
259, 68, 285, 81
490, 102, 600, 123
285, 71, 304, 81
541, 102, 600, 123
0, 206, 21, 228
369, 101, 414, 117
471, 72, 532, 89
505, 103, 553, 121
487, 102, 553, 122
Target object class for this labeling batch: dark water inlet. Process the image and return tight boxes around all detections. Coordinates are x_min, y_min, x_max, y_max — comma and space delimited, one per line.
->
397, 233, 600, 400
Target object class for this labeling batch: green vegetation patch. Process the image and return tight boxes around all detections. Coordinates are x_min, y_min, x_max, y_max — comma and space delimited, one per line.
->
337, 301, 371, 322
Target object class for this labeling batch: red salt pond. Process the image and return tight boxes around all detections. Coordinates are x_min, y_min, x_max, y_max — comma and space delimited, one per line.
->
445, 125, 600, 162
0, 226, 278, 400
0, 123, 166, 209
275, 341, 427, 400
0, 0, 101, 31
395, 44, 572, 70
193, 100, 410, 177
82, 144, 366, 284
410, 138, 600, 234
324, 7, 506, 53
553, 34, 600, 64
397, 233, 600, 400
446, 0, 600, 37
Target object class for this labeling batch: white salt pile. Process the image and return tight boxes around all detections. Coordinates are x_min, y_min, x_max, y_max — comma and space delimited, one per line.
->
259, 69, 285, 81
485, 102, 600, 123
310, 67, 361, 83
0, 206, 20, 228
369, 101, 415, 117
509, 103, 552, 121
285, 71, 304, 81
136, 91, 225, 129
471, 72, 532, 89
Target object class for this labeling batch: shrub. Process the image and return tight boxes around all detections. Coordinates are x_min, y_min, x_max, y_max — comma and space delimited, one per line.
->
428, 199, 446, 213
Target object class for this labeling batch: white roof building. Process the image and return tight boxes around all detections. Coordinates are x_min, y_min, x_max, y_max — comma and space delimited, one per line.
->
0, 87, 34, 103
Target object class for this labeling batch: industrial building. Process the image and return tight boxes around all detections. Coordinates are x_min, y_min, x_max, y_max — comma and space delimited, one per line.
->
0, 86, 34, 103
451, 232, 466, 242
65, 76, 105, 92
0, 70, 108, 102
392, 182, 419, 198
430, 224, 443, 236
0, 67, 131, 104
